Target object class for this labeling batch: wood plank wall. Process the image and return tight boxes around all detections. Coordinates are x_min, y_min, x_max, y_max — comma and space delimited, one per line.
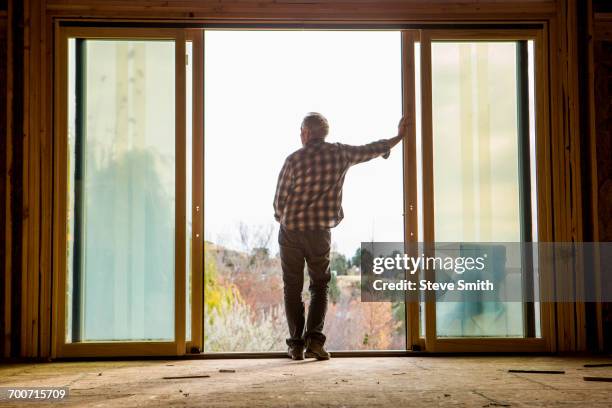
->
0, 0, 7, 359
592, 1, 612, 352
553, 0, 584, 352
1, 0, 599, 358
44, 0, 558, 21
1, 0, 17, 360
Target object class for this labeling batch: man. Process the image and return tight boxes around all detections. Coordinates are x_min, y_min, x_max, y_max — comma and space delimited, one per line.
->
273, 112, 410, 360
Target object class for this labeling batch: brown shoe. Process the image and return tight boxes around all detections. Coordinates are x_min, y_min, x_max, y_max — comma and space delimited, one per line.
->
287, 344, 304, 360
305, 341, 330, 360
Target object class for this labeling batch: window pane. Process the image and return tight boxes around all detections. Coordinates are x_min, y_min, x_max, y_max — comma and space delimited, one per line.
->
431, 42, 530, 337
67, 39, 176, 342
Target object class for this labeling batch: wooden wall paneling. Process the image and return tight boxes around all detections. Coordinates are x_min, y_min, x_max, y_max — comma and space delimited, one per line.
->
20, 0, 32, 359
20, 0, 31, 358
560, 0, 578, 350
584, 2, 600, 243
546, 0, 588, 352
51, 20, 67, 359
592, 14, 612, 352
39, 10, 54, 360
18, 0, 51, 359
586, 0, 604, 352
584, 11, 598, 235
561, 0, 586, 352
0, 1, 7, 360
25, 0, 43, 359
580, 0, 604, 352
593, 24, 612, 242
594, 13, 612, 40
564, 0, 587, 352
535, 24, 557, 352
5, 0, 18, 359
548, 13, 574, 353
43, 1, 557, 21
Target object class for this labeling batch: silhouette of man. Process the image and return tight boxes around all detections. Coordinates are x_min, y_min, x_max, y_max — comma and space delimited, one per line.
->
273, 113, 410, 360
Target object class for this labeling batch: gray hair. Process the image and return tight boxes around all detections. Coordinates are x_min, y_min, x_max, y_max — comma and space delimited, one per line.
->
302, 112, 329, 139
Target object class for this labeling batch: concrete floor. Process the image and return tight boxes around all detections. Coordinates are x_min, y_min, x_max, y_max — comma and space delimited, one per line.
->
0, 356, 611, 407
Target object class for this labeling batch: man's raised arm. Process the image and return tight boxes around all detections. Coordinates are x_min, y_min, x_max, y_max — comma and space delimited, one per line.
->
339, 116, 411, 166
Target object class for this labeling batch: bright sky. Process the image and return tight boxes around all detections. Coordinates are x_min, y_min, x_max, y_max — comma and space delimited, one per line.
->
204, 31, 404, 257
202, 32, 537, 257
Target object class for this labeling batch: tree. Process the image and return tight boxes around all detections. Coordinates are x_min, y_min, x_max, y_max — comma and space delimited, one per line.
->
330, 251, 349, 275
392, 301, 406, 335
351, 247, 362, 270
251, 247, 270, 262
238, 222, 273, 254
237, 222, 275, 265
328, 270, 341, 304
204, 243, 241, 318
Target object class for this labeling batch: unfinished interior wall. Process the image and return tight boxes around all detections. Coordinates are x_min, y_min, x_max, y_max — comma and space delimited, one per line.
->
593, 41, 612, 348
0, 0, 7, 359
592, 4, 612, 350
593, 40, 612, 244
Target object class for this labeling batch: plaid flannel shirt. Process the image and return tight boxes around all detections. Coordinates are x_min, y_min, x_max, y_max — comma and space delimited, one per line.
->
273, 138, 392, 230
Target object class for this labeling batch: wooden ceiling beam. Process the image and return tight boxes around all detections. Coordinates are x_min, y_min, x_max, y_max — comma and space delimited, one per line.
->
45, 0, 557, 21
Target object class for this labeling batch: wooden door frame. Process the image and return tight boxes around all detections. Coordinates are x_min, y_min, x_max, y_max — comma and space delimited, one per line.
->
52, 26, 187, 358
401, 29, 423, 351
51, 22, 560, 358
418, 28, 554, 352
185, 29, 204, 354
192, 26, 553, 354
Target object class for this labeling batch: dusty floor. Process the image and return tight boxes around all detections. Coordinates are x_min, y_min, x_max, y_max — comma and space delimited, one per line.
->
0, 356, 611, 407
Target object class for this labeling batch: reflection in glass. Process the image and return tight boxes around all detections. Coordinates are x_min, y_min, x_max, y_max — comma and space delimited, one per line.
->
431, 42, 537, 337
67, 39, 176, 342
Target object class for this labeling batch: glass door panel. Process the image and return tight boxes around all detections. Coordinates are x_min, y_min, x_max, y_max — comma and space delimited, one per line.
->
67, 38, 176, 342
419, 31, 547, 351
432, 41, 525, 337
57, 28, 187, 356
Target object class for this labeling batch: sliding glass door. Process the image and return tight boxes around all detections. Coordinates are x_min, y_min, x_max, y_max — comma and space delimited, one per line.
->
55, 28, 187, 357
417, 30, 552, 352
54, 26, 552, 357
